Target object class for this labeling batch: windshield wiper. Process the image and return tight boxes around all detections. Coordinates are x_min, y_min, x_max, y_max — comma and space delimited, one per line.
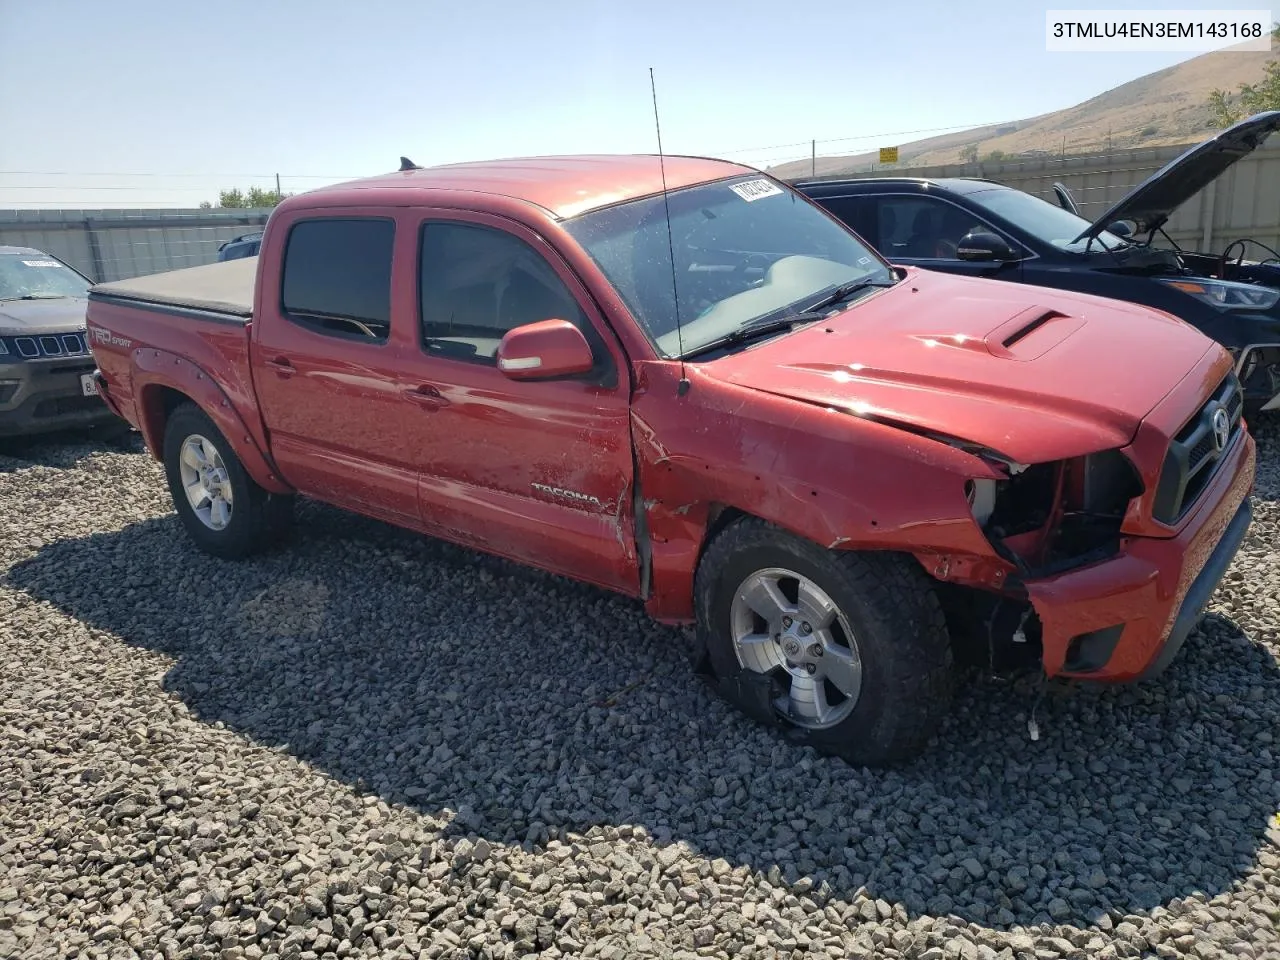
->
800, 276, 895, 313
680, 279, 895, 359
680, 315, 818, 359
0, 294, 72, 302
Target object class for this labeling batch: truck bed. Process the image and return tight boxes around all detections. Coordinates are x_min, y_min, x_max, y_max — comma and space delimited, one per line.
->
89, 256, 257, 319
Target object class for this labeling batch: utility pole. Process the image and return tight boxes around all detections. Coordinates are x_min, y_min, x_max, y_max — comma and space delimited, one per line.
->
275, 173, 282, 197
811, 140, 816, 177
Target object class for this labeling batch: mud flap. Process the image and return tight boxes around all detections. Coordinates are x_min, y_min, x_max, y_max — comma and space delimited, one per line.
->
702, 667, 785, 729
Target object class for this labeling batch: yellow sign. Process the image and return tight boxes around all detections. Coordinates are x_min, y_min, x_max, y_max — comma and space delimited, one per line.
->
879, 146, 899, 164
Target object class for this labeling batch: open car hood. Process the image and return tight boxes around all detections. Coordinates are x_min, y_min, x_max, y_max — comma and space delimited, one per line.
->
1073, 110, 1280, 242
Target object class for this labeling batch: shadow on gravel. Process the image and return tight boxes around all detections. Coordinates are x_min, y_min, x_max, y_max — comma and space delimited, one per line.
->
7, 498, 1280, 932
0, 425, 143, 472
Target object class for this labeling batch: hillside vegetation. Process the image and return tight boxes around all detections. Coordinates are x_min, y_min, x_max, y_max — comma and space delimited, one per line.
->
770, 43, 1274, 178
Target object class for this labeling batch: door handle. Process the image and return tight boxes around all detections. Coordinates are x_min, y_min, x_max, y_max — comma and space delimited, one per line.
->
264, 356, 296, 376
403, 384, 449, 409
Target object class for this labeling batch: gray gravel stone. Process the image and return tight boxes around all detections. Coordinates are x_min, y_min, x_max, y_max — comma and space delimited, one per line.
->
1, 420, 1279, 960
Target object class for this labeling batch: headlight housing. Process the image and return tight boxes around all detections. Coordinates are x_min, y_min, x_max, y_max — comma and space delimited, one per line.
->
965, 450, 1144, 578
1158, 277, 1280, 312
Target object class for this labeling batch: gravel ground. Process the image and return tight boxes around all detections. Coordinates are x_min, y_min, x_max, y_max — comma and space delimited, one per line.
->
1, 420, 1279, 960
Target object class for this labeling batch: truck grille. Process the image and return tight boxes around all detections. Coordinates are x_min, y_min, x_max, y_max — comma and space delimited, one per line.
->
1151, 372, 1244, 524
1, 333, 89, 359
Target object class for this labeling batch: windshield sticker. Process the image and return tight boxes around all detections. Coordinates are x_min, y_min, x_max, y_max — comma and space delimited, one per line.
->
21, 260, 61, 267
729, 179, 784, 202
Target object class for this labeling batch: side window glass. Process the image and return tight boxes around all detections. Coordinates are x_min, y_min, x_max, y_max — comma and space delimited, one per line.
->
418, 222, 590, 364
280, 218, 395, 342
875, 197, 992, 260
816, 195, 863, 231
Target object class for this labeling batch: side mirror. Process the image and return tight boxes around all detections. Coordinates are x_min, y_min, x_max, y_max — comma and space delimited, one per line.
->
496, 318, 594, 380
956, 230, 1020, 263
1106, 220, 1134, 238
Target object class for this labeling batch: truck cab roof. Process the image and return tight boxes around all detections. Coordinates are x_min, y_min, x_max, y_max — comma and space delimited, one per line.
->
791, 176, 1006, 196
296, 154, 756, 220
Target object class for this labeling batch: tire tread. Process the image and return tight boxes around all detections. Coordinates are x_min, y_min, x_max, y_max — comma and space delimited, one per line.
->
162, 402, 293, 560
694, 516, 954, 766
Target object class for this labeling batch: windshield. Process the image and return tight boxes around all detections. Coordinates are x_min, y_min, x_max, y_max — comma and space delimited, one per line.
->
0, 254, 92, 300
966, 188, 1131, 253
562, 175, 895, 358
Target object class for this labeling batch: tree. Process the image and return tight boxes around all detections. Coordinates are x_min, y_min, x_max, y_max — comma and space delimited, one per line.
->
960, 144, 979, 163
204, 186, 292, 209
1207, 23, 1280, 126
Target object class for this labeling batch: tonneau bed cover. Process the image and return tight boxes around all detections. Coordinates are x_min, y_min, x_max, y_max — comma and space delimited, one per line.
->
89, 256, 257, 318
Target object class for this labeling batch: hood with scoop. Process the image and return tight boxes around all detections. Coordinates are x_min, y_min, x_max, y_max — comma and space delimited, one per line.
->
1072, 110, 1280, 243
700, 268, 1217, 465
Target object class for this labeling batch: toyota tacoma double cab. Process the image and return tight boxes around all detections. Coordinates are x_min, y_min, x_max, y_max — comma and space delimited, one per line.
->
84, 154, 1256, 766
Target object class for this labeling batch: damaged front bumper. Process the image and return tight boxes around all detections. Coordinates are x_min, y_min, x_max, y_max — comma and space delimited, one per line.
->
1027, 423, 1255, 682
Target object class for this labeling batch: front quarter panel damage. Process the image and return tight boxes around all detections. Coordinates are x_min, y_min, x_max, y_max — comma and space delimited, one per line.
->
629, 362, 1012, 623
1027, 423, 1254, 679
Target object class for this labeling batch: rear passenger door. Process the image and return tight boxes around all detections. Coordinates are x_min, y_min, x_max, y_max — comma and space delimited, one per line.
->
405, 210, 640, 595
250, 211, 441, 526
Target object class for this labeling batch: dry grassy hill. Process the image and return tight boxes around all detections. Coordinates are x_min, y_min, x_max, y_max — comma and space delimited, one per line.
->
770, 44, 1274, 178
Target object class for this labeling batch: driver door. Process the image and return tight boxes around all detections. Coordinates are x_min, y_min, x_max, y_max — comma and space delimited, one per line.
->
405, 210, 640, 595
822, 194, 1024, 280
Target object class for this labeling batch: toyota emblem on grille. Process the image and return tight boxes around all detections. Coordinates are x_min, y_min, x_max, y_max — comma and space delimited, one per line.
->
1211, 407, 1230, 453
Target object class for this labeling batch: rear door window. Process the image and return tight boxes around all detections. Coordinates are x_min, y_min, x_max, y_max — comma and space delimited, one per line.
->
280, 218, 395, 342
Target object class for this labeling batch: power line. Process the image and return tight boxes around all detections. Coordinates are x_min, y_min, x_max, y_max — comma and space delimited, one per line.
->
709, 118, 1022, 156
0, 119, 1023, 178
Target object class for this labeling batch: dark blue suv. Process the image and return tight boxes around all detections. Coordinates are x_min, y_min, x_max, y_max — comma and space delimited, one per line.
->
216, 232, 263, 262
794, 112, 1280, 416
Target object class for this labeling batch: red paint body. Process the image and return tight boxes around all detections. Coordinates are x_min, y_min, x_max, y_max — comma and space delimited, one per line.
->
86, 155, 1256, 683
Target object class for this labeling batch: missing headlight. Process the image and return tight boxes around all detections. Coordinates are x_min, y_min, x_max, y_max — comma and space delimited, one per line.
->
974, 450, 1144, 577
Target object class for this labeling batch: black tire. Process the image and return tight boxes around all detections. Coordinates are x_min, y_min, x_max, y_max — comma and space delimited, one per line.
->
162, 402, 294, 560
694, 517, 955, 767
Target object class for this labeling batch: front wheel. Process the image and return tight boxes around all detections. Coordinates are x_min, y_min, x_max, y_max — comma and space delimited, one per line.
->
694, 518, 955, 767
162, 403, 293, 560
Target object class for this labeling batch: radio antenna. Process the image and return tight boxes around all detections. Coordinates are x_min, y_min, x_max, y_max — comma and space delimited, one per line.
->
649, 67, 690, 397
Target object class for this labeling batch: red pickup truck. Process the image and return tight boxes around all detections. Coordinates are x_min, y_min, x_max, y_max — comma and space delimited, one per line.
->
85, 154, 1256, 766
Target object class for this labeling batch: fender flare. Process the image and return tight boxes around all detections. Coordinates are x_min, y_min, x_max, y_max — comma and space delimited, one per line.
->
131, 348, 294, 495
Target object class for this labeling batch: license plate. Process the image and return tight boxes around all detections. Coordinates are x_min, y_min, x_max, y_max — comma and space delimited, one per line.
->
80, 373, 98, 397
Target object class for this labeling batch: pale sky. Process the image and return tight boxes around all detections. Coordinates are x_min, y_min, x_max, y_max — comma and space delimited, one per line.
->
0, 0, 1272, 208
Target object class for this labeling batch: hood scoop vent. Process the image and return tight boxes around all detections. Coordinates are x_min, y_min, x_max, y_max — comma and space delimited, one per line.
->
986, 306, 1083, 361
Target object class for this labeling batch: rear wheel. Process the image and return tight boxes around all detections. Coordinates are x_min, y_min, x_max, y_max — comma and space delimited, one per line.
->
694, 517, 955, 766
162, 403, 293, 559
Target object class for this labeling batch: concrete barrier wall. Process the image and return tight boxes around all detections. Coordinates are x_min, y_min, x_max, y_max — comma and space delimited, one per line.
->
5, 141, 1280, 284
782, 141, 1280, 255
0, 208, 275, 282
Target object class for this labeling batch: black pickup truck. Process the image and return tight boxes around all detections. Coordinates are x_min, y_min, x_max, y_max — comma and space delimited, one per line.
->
793, 111, 1280, 415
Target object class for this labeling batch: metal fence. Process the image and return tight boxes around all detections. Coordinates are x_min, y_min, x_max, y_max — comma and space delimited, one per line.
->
0, 208, 274, 283
780, 140, 1280, 254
